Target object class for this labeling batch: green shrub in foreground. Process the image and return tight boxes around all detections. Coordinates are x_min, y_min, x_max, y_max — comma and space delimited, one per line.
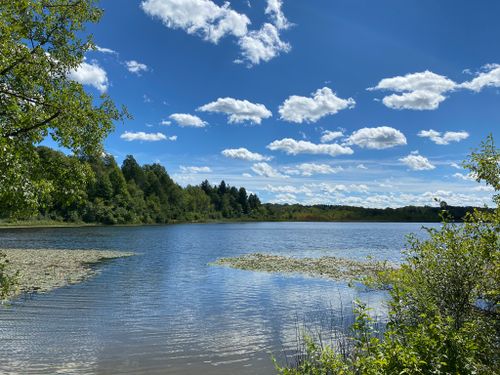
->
276, 135, 500, 375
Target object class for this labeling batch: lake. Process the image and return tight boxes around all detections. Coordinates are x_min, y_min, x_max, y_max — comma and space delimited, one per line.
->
0, 222, 437, 374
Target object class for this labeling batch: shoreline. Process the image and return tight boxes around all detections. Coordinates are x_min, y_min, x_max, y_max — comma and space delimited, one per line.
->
0, 219, 443, 230
1, 249, 134, 300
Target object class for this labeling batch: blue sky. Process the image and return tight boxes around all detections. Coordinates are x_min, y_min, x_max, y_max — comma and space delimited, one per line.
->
66, 0, 500, 207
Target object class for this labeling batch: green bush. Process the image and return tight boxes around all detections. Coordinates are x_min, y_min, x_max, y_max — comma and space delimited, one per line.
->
0, 252, 18, 300
276, 135, 500, 375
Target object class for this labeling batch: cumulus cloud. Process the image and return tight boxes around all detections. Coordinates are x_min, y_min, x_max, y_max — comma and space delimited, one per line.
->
237, 0, 291, 65
141, 0, 250, 43
460, 64, 500, 92
251, 162, 287, 178
369, 71, 457, 110
169, 113, 207, 127
357, 164, 368, 169
120, 131, 167, 141
265, 0, 291, 30
238, 23, 290, 66
399, 152, 435, 171
284, 163, 343, 176
126, 60, 148, 74
320, 130, 344, 143
141, 0, 291, 66
198, 97, 272, 124
417, 129, 469, 145
180, 166, 212, 173
267, 138, 354, 157
168, 135, 178, 141
279, 87, 355, 123
68, 60, 108, 93
346, 126, 407, 149
221, 147, 272, 161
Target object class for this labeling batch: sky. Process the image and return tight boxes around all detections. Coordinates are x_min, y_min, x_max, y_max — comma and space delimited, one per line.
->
63, 0, 500, 207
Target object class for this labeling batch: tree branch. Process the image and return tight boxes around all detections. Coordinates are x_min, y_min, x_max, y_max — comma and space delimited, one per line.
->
2, 111, 61, 138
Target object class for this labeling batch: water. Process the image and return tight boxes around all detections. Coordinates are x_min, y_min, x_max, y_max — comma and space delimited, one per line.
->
0, 222, 436, 374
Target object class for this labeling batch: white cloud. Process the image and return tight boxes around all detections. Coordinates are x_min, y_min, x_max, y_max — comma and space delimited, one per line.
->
306, 182, 369, 194
357, 164, 368, 169
68, 60, 108, 93
238, 23, 290, 66
279, 87, 355, 123
168, 135, 178, 141
180, 166, 212, 173
369, 71, 457, 110
265, 185, 311, 194
472, 185, 494, 192
160, 120, 172, 126
141, 0, 292, 66
120, 131, 167, 142
450, 162, 462, 169
271, 193, 298, 204
198, 97, 272, 124
346, 126, 407, 149
251, 162, 287, 178
418, 129, 469, 145
169, 113, 207, 127
453, 172, 476, 181
267, 193, 292, 203
141, 0, 250, 44
399, 152, 435, 171
320, 130, 344, 143
126, 60, 148, 74
267, 138, 354, 157
221, 147, 272, 161
242, 173, 252, 178
285, 163, 343, 176
460, 64, 500, 92
95, 45, 117, 54
265, 0, 290, 30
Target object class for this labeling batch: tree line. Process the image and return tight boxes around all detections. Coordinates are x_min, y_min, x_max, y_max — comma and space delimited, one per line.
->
0, 146, 480, 224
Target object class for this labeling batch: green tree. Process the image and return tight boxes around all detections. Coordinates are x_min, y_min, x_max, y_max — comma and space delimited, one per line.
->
0, 0, 127, 217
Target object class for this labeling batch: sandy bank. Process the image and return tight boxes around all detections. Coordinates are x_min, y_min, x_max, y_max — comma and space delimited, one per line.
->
2, 249, 134, 299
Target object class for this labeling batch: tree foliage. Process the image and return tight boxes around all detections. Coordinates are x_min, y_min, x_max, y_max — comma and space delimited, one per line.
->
0, 0, 126, 216
276, 136, 500, 374
0, 147, 484, 224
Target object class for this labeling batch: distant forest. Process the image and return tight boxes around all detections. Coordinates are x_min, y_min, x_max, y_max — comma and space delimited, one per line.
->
3, 147, 479, 224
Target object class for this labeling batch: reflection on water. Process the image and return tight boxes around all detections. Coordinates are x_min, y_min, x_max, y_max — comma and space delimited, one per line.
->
0, 222, 436, 374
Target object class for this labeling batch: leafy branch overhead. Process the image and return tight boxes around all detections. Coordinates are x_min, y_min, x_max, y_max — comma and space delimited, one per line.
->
0, 0, 128, 216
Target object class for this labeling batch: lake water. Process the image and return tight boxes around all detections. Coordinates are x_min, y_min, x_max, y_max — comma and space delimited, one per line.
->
0, 222, 437, 374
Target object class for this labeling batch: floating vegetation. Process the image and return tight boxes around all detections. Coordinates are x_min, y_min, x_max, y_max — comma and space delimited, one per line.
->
211, 253, 396, 281
1, 249, 134, 299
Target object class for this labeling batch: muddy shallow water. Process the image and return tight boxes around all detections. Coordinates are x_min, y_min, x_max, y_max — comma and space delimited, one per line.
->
0, 222, 436, 374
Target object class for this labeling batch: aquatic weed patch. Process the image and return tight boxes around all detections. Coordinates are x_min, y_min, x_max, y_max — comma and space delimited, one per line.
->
1, 249, 134, 300
211, 253, 395, 281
